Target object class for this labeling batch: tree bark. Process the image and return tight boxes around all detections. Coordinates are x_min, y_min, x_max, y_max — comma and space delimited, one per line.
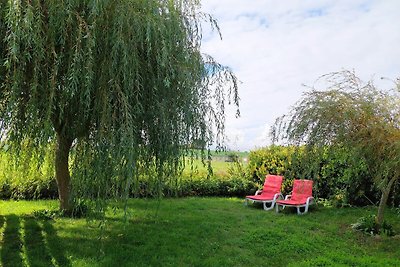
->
55, 133, 73, 211
376, 176, 398, 230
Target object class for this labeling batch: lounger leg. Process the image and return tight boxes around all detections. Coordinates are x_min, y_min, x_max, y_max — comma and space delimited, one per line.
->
297, 205, 308, 215
304, 205, 309, 214
275, 204, 285, 213
245, 199, 256, 206
297, 198, 314, 215
245, 198, 253, 206
296, 206, 302, 215
263, 201, 275, 211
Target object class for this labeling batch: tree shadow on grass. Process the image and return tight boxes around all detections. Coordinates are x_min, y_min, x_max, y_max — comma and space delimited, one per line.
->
0, 214, 71, 267
42, 219, 71, 266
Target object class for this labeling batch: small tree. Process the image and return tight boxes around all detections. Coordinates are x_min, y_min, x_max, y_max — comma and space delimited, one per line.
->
273, 70, 400, 229
0, 0, 238, 212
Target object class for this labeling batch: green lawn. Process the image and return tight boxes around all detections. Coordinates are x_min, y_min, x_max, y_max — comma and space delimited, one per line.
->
0, 198, 399, 266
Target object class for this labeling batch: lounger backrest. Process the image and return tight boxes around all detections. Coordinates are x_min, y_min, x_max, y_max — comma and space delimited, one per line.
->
291, 179, 313, 202
261, 175, 283, 195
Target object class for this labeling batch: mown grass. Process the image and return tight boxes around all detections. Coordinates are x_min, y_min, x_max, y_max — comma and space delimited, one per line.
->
0, 198, 399, 267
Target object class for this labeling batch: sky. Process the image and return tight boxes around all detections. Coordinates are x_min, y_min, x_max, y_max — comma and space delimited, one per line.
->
199, 0, 400, 151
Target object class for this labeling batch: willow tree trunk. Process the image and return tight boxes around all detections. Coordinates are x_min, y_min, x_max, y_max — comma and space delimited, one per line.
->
376, 176, 398, 230
55, 133, 73, 211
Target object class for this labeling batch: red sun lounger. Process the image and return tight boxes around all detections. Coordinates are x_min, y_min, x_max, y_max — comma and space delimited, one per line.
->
245, 175, 283, 211
276, 179, 315, 215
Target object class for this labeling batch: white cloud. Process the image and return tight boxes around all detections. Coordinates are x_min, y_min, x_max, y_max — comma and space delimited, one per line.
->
200, 0, 400, 151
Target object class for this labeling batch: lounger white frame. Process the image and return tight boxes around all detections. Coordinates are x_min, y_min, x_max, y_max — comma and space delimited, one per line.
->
275, 194, 315, 215
245, 192, 283, 211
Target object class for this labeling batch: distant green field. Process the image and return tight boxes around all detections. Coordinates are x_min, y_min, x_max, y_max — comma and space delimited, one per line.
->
210, 150, 249, 158
188, 150, 249, 160
182, 156, 248, 179
183, 159, 232, 177
0, 198, 399, 266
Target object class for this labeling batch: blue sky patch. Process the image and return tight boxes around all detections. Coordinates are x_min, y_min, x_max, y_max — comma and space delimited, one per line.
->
306, 8, 326, 18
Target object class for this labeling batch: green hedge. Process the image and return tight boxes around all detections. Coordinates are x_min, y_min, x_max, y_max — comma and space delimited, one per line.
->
132, 160, 257, 198
248, 146, 399, 207
2, 145, 397, 207
0, 149, 256, 200
0, 149, 58, 200
163, 177, 255, 198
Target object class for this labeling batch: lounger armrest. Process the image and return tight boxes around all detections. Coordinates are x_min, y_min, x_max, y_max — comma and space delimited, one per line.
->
306, 196, 315, 205
273, 193, 283, 201
284, 194, 292, 200
255, 190, 262, 195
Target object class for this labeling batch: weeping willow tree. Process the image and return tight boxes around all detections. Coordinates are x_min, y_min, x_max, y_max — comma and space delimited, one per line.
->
272, 70, 400, 229
0, 0, 239, 212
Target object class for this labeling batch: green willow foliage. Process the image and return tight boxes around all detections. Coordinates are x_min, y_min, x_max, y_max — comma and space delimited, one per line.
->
0, 0, 239, 210
272, 70, 400, 227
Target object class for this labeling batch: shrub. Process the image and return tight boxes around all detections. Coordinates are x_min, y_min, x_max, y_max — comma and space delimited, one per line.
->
0, 147, 256, 199
316, 147, 379, 206
246, 145, 400, 207
351, 214, 395, 236
136, 174, 256, 198
1, 143, 394, 207
247, 145, 293, 183
0, 148, 58, 200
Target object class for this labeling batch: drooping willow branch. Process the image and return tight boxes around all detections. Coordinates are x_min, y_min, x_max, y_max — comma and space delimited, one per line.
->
0, 0, 239, 210
272, 70, 400, 227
